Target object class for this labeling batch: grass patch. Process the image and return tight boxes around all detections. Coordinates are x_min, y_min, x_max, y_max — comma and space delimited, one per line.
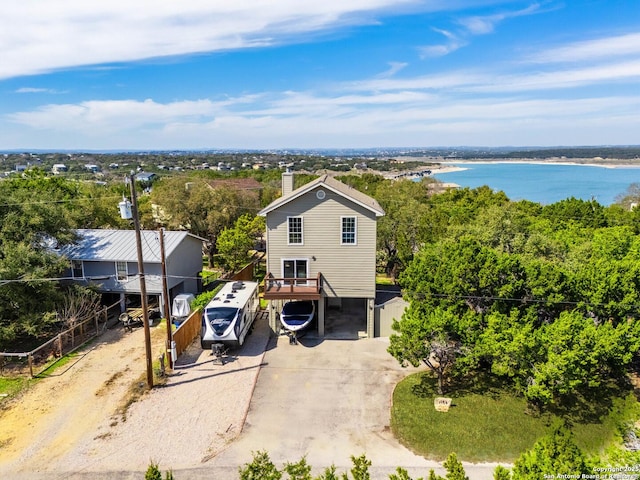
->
37, 350, 81, 377
391, 371, 640, 463
0, 377, 30, 400
1, 348, 86, 403
376, 275, 396, 285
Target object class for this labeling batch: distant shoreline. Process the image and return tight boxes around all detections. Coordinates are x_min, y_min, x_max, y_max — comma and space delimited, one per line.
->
436, 159, 640, 170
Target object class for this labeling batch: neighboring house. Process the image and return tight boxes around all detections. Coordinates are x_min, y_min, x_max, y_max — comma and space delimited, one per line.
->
52, 164, 68, 174
135, 172, 157, 184
57, 229, 205, 315
258, 172, 384, 337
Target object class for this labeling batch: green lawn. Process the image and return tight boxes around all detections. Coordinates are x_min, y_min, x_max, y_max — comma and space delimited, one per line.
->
0, 376, 30, 400
391, 371, 640, 463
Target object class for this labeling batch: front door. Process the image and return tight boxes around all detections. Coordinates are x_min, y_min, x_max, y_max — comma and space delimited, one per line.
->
283, 259, 308, 286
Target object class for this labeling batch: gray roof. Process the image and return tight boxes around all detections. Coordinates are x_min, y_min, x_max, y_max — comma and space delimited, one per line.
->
58, 229, 204, 263
258, 174, 385, 217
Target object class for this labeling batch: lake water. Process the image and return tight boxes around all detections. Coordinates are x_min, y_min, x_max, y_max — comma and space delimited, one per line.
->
431, 163, 640, 206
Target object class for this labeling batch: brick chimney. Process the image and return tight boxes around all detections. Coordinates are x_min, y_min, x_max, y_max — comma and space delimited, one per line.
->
281, 168, 294, 196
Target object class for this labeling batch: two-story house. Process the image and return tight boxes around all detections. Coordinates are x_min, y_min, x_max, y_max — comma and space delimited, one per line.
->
259, 171, 384, 338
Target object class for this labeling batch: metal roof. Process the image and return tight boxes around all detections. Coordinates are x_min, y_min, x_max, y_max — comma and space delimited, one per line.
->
58, 229, 204, 263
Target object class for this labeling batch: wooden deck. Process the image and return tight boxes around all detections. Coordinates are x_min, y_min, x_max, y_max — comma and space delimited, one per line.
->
263, 273, 322, 300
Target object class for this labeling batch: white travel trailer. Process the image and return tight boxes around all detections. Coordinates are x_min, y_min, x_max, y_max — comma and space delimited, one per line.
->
201, 280, 260, 349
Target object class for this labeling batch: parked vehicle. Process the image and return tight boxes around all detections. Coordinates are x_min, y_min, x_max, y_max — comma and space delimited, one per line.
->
280, 300, 315, 333
201, 281, 260, 349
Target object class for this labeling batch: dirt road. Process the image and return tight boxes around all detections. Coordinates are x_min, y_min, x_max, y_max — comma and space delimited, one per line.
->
0, 324, 161, 474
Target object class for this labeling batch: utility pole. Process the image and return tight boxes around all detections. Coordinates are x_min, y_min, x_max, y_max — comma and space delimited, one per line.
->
129, 174, 154, 389
159, 228, 174, 369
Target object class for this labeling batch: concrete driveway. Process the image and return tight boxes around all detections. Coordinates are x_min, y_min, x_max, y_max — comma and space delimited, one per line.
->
206, 331, 497, 479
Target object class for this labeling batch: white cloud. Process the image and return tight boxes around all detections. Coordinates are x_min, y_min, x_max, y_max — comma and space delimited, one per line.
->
418, 28, 467, 57
528, 32, 640, 63
377, 62, 409, 78
471, 60, 640, 92
348, 57, 640, 93
417, 4, 542, 58
8, 98, 220, 132
15, 87, 67, 94
5, 86, 639, 149
419, 42, 465, 58
458, 3, 542, 35
0, 0, 423, 80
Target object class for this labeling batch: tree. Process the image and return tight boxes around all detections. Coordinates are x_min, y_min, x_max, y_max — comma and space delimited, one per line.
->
442, 453, 469, 480
388, 307, 469, 395
151, 176, 260, 266
524, 311, 640, 406
512, 423, 592, 479
342, 454, 371, 480
388, 467, 423, 480
493, 465, 511, 480
614, 182, 640, 211
283, 456, 312, 480
217, 214, 265, 273
239, 450, 282, 480
58, 286, 101, 344
0, 172, 79, 347
145, 462, 162, 480
315, 465, 340, 480
373, 180, 431, 279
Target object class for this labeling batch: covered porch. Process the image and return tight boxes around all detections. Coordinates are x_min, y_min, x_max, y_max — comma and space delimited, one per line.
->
263, 273, 325, 336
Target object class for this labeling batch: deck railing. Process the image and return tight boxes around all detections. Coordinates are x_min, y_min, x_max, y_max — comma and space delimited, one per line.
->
263, 272, 322, 298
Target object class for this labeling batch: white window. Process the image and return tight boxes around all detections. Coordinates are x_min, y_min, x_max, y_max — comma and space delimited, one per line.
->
341, 216, 357, 245
71, 260, 84, 278
288, 216, 303, 245
116, 261, 128, 281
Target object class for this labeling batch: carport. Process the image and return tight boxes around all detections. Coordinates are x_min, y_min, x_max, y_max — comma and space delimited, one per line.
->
264, 286, 371, 339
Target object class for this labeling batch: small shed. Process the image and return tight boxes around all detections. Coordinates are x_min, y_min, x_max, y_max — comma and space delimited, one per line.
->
374, 286, 409, 337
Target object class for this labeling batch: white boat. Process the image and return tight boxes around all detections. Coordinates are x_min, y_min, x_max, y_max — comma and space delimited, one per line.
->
280, 300, 315, 333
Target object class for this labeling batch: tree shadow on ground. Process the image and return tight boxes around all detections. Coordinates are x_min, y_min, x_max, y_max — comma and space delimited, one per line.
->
545, 378, 632, 425
411, 371, 506, 400
411, 370, 633, 426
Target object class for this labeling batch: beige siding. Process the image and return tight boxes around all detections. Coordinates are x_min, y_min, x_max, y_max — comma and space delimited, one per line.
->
375, 298, 409, 337
266, 185, 377, 298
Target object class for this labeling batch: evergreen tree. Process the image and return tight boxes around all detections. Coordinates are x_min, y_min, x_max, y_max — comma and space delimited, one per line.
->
512, 423, 592, 479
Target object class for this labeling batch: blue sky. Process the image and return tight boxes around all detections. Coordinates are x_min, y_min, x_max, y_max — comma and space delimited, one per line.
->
1, 0, 639, 150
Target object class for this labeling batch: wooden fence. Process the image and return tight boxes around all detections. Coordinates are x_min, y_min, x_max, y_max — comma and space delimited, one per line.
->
0, 300, 121, 378
172, 309, 202, 359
